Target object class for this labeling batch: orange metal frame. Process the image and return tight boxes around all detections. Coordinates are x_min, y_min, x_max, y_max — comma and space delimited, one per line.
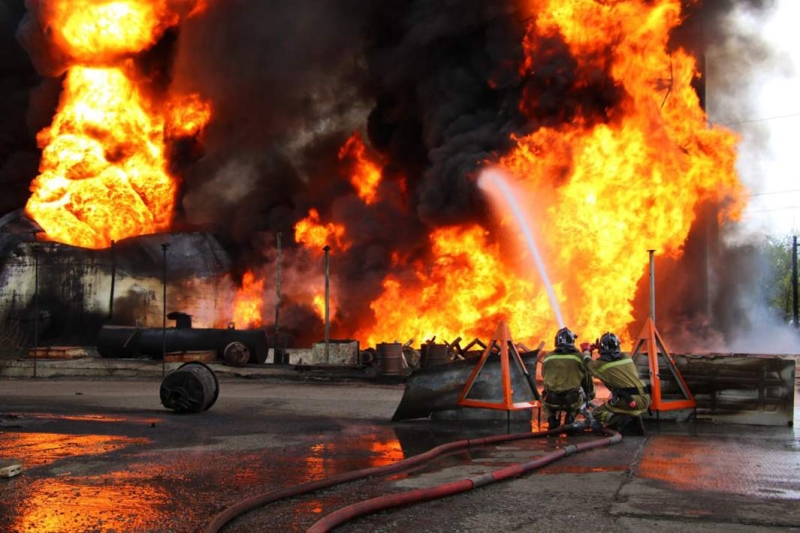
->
631, 317, 696, 411
457, 321, 539, 411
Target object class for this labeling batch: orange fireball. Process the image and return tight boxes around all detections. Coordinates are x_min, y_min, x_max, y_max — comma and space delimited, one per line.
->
294, 208, 351, 253
25, 0, 210, 249
338, 132, 383, 205
232, 270, 264, 329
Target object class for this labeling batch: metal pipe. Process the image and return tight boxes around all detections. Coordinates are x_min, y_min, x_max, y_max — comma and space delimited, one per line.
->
323, 245, 331, 363
793, 236, 798, 329
109, 240, 116, 320
274, 232, 282, 363
161, 242, 169, 377
648, 249, 656, 324
33, 243, 39, 378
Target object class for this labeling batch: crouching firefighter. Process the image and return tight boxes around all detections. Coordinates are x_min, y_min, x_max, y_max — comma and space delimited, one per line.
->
583, 332, 650, 435
540, 327, 595, 430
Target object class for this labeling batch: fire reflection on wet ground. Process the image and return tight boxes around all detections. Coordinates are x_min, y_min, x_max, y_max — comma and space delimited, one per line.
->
0, 432, 149, 469
0, 429, 161, 532
0, 380, 797, 533
8, 471, 169, 533
637, 434, 800, 499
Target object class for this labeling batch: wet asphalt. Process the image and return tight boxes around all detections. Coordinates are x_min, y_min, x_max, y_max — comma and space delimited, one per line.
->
1, 377, 799, 533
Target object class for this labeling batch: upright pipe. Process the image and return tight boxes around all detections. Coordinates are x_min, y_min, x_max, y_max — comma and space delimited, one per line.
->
274, 232, 282, 337
108, 240, 116, 320
793, 236, 798, 329
323, 245, 331, 363
161, 242, 169, 377
648, 249, 656, 324
33, 243, 39, 378
272, 232, 284, 364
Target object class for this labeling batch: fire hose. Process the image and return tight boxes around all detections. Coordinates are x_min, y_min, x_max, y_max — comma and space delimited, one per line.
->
204, 422, 621, 533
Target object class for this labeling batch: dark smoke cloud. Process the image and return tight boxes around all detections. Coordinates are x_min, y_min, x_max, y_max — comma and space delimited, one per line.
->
0, 0, 787, 349
171, 0, 373, 253
0, 0, 43, 217
364, 0, 527, 227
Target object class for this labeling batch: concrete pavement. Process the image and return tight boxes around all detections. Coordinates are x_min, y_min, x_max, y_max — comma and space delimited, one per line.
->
0, 377, 798, 532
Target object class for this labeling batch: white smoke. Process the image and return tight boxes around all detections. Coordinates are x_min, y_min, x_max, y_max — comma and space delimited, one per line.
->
708, 0, 800, 238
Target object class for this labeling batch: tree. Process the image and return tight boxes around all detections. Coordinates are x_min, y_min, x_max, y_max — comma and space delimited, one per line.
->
759, 236, 795, 323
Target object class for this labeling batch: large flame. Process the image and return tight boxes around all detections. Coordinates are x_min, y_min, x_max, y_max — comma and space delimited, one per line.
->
356, 225, 554, 348
232, 270, 264, 329
294, 208, 351, 253
25, 0, 210, 249
355, 0, 745, 347
338, 131, 383, 205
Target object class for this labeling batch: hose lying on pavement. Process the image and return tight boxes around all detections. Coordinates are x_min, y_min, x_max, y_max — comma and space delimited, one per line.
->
204, 421, 619, 533
308, 425, 621, 532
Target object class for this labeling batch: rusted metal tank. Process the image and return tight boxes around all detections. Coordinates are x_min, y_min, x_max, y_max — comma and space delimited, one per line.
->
160, 361, 219, 413
96, 323, 268, 364
376, 342, 404, 378
222, 342, 250, 367
420, 343, 449, 369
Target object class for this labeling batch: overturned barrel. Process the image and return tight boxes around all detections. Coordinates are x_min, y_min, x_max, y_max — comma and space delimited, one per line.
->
160, 362, 219, 413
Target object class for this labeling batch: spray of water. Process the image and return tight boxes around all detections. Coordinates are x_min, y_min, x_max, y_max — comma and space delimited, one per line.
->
478, 168, 565, 328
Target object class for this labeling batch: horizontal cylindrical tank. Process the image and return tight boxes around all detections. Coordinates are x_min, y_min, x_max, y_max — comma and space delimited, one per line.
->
97, 325, 268, 364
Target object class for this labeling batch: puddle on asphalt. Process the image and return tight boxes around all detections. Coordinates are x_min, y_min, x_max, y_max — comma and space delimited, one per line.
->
7, 470, 169, 533
637, 434, 800, 499
0, 432, 150, 469
0, 431, 158, 532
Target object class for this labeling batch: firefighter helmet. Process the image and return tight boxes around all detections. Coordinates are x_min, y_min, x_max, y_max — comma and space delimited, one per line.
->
598, 332, 621, 355
554, 327, 578, 349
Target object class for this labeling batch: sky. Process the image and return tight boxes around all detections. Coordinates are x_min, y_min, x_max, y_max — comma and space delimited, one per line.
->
713, 0, 800, 237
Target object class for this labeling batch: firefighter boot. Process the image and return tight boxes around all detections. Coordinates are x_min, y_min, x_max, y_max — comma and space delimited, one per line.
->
547, 415, 560, 430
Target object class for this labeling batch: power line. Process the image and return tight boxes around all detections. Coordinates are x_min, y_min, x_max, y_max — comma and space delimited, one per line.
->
716, 112, 800, 127
750, 189, 800, 197
744, 205, 799, 214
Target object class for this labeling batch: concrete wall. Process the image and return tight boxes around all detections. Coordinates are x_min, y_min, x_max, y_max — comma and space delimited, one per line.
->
0, 232, 234, 345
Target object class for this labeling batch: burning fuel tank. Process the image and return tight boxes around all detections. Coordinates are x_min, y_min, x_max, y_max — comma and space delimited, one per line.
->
97, 312, 268, 363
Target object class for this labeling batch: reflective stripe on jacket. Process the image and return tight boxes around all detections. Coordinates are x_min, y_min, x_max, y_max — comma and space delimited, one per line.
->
541, 349, 587, 393
586, 355, 650, 415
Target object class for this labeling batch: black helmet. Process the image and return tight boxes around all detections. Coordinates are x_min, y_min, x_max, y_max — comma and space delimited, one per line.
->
554, 327, 578, 349
598, 332, 621, 355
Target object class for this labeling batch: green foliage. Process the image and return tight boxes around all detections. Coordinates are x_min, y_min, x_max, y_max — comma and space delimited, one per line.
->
760, 236, 795, 322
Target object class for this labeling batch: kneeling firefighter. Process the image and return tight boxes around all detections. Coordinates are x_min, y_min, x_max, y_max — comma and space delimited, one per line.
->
582, 332, 650, 434
540, 327, 595, 430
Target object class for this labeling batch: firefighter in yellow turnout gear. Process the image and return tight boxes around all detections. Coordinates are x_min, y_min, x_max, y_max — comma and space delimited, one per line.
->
540, 327, 595, 430
583, 332, 650, 435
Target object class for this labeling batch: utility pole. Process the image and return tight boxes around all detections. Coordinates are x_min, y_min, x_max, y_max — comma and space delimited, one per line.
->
793, 236, 798, 329
33, 243, 39, 378
274, 232, 282, 363
323, 245, 331, 364
108, 240, 116, 321
648, 249, 656, 325
161, 242, 169, 376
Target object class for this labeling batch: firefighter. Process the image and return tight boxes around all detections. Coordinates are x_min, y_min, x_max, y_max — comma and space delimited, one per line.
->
582, 332, 650, 435
540, 327, 593, 430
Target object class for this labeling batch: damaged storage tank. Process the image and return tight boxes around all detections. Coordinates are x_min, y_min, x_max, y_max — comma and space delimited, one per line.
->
97, 312, 268, 364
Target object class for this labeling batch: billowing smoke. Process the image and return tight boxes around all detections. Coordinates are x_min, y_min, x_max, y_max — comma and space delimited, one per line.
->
2, 0, 795, 349
0, 0, 46, 217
